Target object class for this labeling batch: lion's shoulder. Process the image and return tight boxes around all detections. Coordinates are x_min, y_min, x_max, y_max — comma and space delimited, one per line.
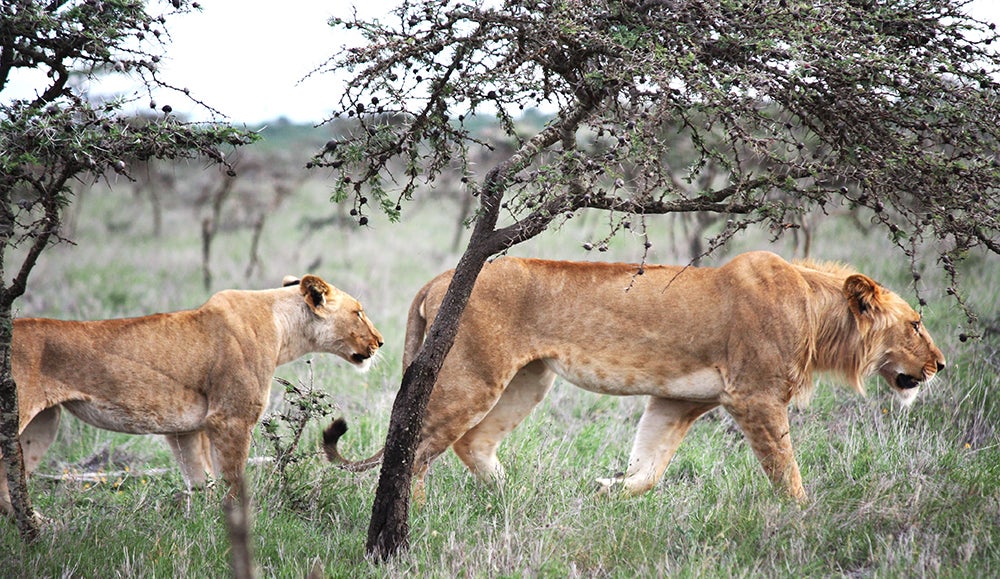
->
791, 256, 859, 278
718, 251, 863, 294
721, 250, 794, 272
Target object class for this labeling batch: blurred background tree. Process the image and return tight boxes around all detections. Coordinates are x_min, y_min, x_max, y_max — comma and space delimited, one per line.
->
310, 0, 1000, 559
0, 0, 255, 541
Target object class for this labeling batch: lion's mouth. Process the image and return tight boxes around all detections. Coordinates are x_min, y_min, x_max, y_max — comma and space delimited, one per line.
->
895, 373, 922, 390
350, 353, 370, 364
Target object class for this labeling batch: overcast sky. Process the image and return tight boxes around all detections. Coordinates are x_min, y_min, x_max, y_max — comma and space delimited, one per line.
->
5, 1, 1000, 125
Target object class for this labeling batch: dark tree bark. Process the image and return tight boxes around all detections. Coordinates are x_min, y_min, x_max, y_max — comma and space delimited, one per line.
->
366, 107, 592, 559
0, 179, 61, 542
366, 169, 505, 557
0, 305, 37, 543
366, 232, 496, 558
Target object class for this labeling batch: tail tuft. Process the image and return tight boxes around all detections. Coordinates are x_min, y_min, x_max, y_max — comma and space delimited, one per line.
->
320, 416, 385, 472
322, 418, 349, 463
323, 418, 348, 446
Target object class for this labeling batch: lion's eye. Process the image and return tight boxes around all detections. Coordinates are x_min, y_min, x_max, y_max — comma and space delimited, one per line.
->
911, 320, 921, 333
357, 311, 364, 320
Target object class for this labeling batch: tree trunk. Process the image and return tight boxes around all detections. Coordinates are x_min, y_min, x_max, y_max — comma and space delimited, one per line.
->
0, 177, 43, 541
363, 108, 589, 560
0, 302, 38, 542
365, 243, 493, 559
365, 157, 522, 560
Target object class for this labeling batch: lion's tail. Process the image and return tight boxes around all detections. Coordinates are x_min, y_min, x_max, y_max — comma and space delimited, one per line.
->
401, 276, 436, 370
322, 418, 384, 472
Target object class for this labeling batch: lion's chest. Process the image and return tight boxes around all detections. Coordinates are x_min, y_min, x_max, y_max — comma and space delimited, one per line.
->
542, 358, 726, 401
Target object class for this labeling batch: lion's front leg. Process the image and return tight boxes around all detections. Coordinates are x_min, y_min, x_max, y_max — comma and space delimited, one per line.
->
724, 398, 806, 502
598, 398, 716, 496
204, 414, 255, 500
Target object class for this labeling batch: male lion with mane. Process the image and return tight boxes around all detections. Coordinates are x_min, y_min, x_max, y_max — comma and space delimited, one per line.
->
1, 274, 382, 517
326, 251, 944, 502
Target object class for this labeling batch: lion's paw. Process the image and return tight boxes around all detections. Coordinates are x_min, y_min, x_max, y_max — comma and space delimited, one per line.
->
594, 473, 626, 496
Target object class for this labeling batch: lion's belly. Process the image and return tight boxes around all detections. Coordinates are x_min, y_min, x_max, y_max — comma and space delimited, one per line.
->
543, 358, 726, 401
63, 393, 208, 435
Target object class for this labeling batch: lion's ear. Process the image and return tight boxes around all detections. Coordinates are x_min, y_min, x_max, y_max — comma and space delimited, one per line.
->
300, 275, 331, 311
843, 274, 885, 317
282, 275, 301, 287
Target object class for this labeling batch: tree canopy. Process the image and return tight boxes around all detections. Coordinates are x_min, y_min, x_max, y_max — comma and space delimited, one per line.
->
1, 0, 254, 293
315, 0, 999, 307
310, 0, 1000, 559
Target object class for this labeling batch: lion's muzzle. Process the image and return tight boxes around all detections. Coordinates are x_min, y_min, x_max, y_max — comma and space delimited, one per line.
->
896, 359, 945, 390
895, 373, 921, 390
350, 339, 382, 365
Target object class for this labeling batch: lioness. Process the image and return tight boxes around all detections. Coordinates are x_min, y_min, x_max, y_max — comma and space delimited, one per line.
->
1, 274, 382, 516
326, 251, 944, 502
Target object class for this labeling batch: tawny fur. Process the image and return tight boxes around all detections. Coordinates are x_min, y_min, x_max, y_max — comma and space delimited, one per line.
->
1, 275, 383, 516
327, 251, 945, 502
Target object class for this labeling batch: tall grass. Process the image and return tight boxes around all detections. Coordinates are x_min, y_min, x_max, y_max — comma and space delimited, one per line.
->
0, 161, 997, 577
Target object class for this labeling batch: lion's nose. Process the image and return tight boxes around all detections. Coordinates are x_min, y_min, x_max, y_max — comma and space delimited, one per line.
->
936, 361, 946, 372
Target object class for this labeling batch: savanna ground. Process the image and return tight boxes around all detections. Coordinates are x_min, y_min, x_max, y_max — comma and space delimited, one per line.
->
0, 125, 998, 577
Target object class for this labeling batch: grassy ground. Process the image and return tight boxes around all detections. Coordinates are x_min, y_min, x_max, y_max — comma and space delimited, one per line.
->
0, 158, 997, 577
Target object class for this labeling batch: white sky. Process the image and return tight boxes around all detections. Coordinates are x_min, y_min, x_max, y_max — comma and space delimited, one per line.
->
138, 1, 377, 123
4, 0, 999, 125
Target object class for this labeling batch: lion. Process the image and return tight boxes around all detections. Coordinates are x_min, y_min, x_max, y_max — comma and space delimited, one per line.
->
325, 251, 945, 502
0, 274, 383, 517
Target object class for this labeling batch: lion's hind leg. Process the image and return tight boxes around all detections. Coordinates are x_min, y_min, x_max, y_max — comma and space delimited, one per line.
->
410, 360, 536, 501
452, 360, 557, 484
19, 405, 61, 474
597, 398, 715, 496
1, 405, 61, 518
166, 430, 214, 490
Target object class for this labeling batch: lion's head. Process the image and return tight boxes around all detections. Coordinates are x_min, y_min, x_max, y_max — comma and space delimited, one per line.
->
843, 273, 946, 405
283, 275, 383, 371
